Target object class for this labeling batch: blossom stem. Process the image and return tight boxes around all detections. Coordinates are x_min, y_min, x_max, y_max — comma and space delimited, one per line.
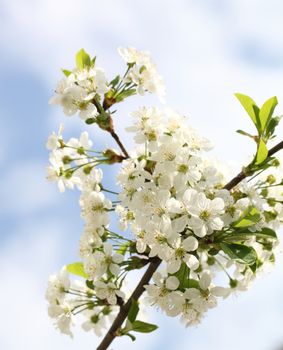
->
224, 140, 283, 190
96, 257, 161, 350
101, 188, 119, 195
109, 130, 130, 158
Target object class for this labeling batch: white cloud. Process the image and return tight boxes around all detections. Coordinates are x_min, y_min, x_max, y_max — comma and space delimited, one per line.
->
0, 222, 162, 350
0, 160, 58, 215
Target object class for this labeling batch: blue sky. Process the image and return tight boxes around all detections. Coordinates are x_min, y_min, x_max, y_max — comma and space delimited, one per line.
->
1, 1, 283, 349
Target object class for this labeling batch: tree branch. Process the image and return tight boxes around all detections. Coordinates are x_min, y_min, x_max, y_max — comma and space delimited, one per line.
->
96, 257, 161, 350
109, 130, 130, 159
224, 140, 283, 191
97, 139, 283, 350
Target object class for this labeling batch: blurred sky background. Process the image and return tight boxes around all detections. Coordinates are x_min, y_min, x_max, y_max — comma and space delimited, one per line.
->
1, 0, 283, 349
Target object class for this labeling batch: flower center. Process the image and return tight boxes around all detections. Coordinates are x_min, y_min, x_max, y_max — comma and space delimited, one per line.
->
200, 210, 210, 221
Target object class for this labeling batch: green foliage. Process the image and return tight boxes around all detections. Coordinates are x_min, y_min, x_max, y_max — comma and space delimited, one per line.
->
66, 262, 89, 278
255, 138, 268, 165
173, 262, 190, 290
122, 256, 149, 271
128, 300, 139, 323
254, 227, 277, 240
236, 129, 255, 139
110, 75, 120, 88
86, 280, 94, 290
131, 320, 158, 333
235, 93, 260, 131
62, 69, 72, 77
85, 117, 96, 125
117, 242, 131, 256
115, 89, 136, 102
259, 96, 278, 131
76, 49, 91, 70
235, 94, 280, 170
233, 207, 261, 228
220, 243, 257, 265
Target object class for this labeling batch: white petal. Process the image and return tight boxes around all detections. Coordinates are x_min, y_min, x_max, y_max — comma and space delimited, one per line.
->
197, 193, 209, 211
112, 253, 124, 264
184, 254, 199, 271
166, 276, 180, 290
109, 263, 120, 276
210, 198, 225, 214
199, 273, 211, 290
209, 217, 224, 231
183, 236, 198, 251
210, 286, 230, 298
167, 259, 181, 274
103, 242, 112, 256
184, 288, 201, 299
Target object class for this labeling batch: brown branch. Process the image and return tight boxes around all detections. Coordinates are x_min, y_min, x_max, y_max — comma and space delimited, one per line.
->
109, 130, 130, 159
96, 257, 161, 350
97, 139, 283, 350
224, 140, 283, 191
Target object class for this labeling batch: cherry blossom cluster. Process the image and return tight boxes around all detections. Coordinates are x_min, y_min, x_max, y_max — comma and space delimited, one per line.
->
116, 107, 282, 326
45, 47, 283, 344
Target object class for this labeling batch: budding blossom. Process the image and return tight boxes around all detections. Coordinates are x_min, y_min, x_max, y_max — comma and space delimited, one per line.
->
45, 47, 283, 343
118, 47, 166, 101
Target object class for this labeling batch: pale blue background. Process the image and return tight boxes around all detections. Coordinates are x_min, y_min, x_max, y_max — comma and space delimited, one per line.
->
1, 1, 283, 349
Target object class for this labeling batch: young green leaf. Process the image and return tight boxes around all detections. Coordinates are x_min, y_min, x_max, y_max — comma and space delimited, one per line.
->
236, 129, 255, 140
125, 333, 136, 342
110, 75, 121, 88
220, 243, 257, 265
265, 116, 281, 139
233, 207, 261, 228
173, 262, 190, 290
76, 49, 91, 70
128, 300, 139, 323
255, 138, 268, 165
117, 242, 130, 256
116, 89, 136, 102
258, 227, 277, 238
66, 262, 89, 278
235, 93, 260, 130
259, 96, 278, 131
86, 280, 94, 290
62, 69, 72, 77
131, 320, 158, 333
85, 117, 96, 125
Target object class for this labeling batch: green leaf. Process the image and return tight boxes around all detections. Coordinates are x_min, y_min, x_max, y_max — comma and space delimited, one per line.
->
123, 256, 148, 271
110, 75, 120, 88
66, 262, 89, 278
131, 320, 158, 333
117, 242, 130, 256
265, 116, 281, 138
173, 262, 190, 290
220, 243, 257, 265
128, 300, 139, 323
255, 227, 277, 239
259, 96, 278, 131
221, 227, 277, 243
76, 49, 91, 70
91, 56, 96, 66
125, 333, 136, 342
85, 118, 96, 125
256, 138, 268, 165
62, 69, 72, 77
236, 129, 255, 139
235, 93, 260, 130
86, 280, 94, 290
116, 89, 136, 102
233, 207, 261, 228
